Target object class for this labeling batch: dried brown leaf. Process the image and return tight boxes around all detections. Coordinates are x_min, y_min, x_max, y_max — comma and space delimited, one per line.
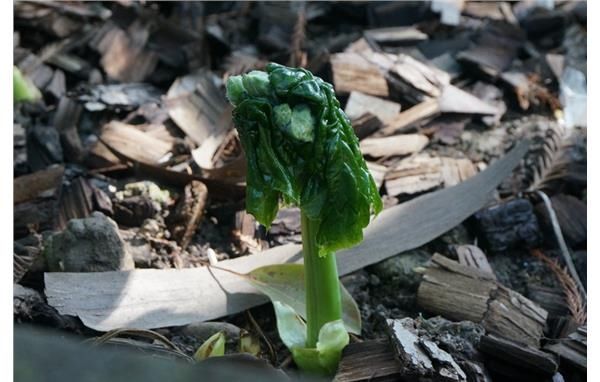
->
531, 249, 586, 325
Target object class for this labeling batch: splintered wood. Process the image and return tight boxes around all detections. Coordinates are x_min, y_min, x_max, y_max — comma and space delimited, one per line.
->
94, 121, 173, 165
373, 52, 450, 100
380, 98, 441, 136
480, 334, 558, 377
417, 254, 547, 347
91, 20, 158, 82
166, 70, 233, 169
360, 134, 429, 158
334, 340, 403, 382
385, 154, 477, 196
330, 52, 389, 97
344, 91, 401, 123
454, 244, 496, 278
351, 113, 382, 140
364, 26, 428, 44
438, 85, 501, 115
544, 326, 586, 371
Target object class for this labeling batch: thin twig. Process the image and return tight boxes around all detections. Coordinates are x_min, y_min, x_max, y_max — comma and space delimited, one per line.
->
279, 354, 293, 369
207, 264, 247, 278
246, 310, 277, 365
535, 190, 586, 299
91, 328, 193, 361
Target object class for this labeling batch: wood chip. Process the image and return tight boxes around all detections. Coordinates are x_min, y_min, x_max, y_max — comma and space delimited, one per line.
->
335, 340, 403, 382
92, 21, 158, 82
438, 85, 501, 115
463, 2, 505, 20
482, 284, 549, 347
96, 121, 173, 165
480, 334, 558, 374
360, 134, 429, 157
544, 326, 586, 371
364, 26, 428, 44
380, 98, 440, 136
345, 91, 401, 123
330, 52, 389, 96
369, 52, 450, 99
14, 165, 64, 205
454, 245, 495, 278
166, 70, 233, 169
526, 283, 569, 318
44, 142, 528, 332
456, 23, 523, 77
385, 154, 476, 196
351, 113, 382, 140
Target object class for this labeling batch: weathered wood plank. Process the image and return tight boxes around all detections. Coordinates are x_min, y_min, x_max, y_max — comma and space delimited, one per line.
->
544, 326, 586, 371
360, 134, 429, 157
330, 52, 389, 96
479, 334, 558, 375
334, 340, 403, 382
97, 121, 173, 165
385, 154, 476, 196
344, 91, 401, 123
417, 254, 547, 347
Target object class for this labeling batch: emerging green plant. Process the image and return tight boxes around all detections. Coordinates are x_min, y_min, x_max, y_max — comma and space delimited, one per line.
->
13, 66, 41, 103
194, 331, 226, 361
226, 63, 382, 375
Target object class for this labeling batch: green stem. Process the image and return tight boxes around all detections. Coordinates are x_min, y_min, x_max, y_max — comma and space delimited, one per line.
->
301, 212, 342, 348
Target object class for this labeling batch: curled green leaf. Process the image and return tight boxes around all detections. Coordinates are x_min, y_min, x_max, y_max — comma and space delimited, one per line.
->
193, 331, 226, 361
226, 63, 382, 256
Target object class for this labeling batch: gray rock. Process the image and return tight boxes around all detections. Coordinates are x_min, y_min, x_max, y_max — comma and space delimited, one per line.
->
416, 316, 485, 360
368, 249, 431, 290
46, 212, 134, 272
14, 284, 44, 317
181, 321, 242, 343
120, 229, 154, 269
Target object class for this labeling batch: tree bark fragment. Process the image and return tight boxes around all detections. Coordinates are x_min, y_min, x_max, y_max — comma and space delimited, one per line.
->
417, 254, 547, 347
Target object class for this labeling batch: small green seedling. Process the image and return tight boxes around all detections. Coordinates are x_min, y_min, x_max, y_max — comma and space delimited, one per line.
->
13, 66, 41, 103
193, 331, 226, 361
226, 63, 382, 375
239, 329, 261, 357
